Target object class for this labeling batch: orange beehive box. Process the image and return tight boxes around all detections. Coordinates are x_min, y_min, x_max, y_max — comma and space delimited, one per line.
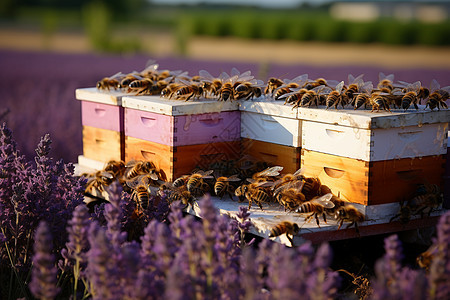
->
241, 138, 300, 174
125, 136, 241, 181
82, 125, 124, 162
301, 149, 446, 206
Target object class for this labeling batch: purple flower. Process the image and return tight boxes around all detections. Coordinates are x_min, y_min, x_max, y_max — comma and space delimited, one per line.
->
29, 221, 60, 300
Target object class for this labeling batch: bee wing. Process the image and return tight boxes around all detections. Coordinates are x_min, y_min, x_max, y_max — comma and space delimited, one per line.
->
335, 81, 345, 93
257, 166, 284, 177
326, 80, 340, 88
141, 60, 159, 74
126, 175, 145, 189
292, 167, 305, 177
291, 74, 309, 85
109, 71, 125, 80
277, 90, 300, 99
199, 70, 216, 82
360, 81, 373, 94
348, 74, 364, 85
391, 88, 404, 96
178, 78, 192, 86
379, 72, 394, 82
311, 193, 335, 208
231, 67, 242, 78
430, 79, 440, 92
314, 85, 332, 95
226, 174, 241, 182
219, 71, 230, 81
101, 171, 114, 180
255, 181, 274, 188
440, 85, 450, 93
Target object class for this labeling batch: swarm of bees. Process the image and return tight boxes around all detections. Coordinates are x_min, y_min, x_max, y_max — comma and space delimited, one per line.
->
97, 63, 449, 111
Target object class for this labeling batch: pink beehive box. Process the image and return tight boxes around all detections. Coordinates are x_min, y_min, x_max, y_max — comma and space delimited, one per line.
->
122, 95, 240, 146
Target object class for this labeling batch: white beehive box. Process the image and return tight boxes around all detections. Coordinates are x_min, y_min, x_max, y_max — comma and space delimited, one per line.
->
240, 99, 302, 147
299, 106, 449, 161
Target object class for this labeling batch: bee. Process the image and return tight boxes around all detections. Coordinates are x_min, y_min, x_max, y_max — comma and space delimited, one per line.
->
268, 221, 300, 247
426, 79, 450, 110
342, 74, 365, 104
84, 170, 115, 195
139, 60, 160, 80
199, 70, 223, 97
301, 176, 322, 201
273, 74, 308, 100
150, 79, 171, 95
274, 180, 306, 212
353, 81, 373, 110
335, 205, 365, 234
303, 77, 329, 90
186, 170, 214, 196
235, 80, 264, 100
235, 181, 272, 210
324, 192, 350, 216
128, 78, 154, 95
125, 160, 160, 181
173, 80, 204, 101
96, 72, 124, 91
416, 244, 438, 271
300, 85, 331, 107
104, 160, 126, 179
126, 175, 153, 210
280, 88, 308, 107
162, 183, 197, 210
265, 77, 284, 95
370, 92, 392, 112
377, 72, 395, 93
325, 81, 346, 109
271, 167, 305, 196
296, 193, 334, 227
161, 83, 182, 99
218, 68, 255, 101
118, 72, 142, 90
173, 174, 190, 188
252, 166, 283, 182
214, 174, 241, 200
396, 81, 424, 111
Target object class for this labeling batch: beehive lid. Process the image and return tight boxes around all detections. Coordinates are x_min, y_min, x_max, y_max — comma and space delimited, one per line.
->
75, 88, 126, 105
122, 95, 240, 116
298, 106, 450, 129
239, 98, 298, 119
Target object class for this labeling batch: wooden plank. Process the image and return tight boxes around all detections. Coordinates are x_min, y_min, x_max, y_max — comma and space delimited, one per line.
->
82, 126, 124, 162
241, 138, 300, 174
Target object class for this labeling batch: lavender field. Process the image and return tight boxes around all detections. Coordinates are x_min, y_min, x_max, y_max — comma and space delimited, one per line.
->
1, 49, 450, 162
1, 49, 450, 299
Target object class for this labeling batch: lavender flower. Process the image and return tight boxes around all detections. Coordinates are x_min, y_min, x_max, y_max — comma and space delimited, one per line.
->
429, 210, 450, 299
104, 181, 127, 247
29, 221, 60, 300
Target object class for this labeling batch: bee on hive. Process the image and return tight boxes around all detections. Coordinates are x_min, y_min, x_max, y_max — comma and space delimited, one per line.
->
426, 79, 450, 110
325, 81, 346, 110
214, 174, 241, 200
352, 81, 374, 110
96, 72, 124, 91
83, 170, 115, 195
199, 69, 223, 98
173, 79, 204, 101
186, 170, 214, 197
342, 74, 365, 105
272, 74, 309, 100
235, 180, 273, 210
269, 221, 300, 247
296, 193, 335, 227
376, 72, 395, 93
335, 204, 365, 234
274, 180, 306, 212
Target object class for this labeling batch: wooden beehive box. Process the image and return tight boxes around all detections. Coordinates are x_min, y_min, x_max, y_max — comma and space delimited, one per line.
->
76, 88, 127, 165
122, 95, 241, 181
298, 106, 450, 206
240, 99, 301, 147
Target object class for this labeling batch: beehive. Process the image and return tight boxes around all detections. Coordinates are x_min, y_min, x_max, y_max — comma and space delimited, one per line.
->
298, 106, 450, 206
76, 88, 127, 164
122, 95, 241, 181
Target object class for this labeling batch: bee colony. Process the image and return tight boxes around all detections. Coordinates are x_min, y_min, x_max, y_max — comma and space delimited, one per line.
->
76, 64, 450, 246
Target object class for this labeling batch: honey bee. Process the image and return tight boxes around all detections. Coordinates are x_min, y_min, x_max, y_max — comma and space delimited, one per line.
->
160, 83, 182, 99
426, 79, 450, 110
265, 77, 284, 95
186, 170, 214, 197
416, 244, 437, 271
199, 70, 223, 97
173, 174, 190, 188
268, 221, 300, 247
300, 85, 331, 107
118, 72, 143, 90
218, 68, 255, 101
296, 193, 334, 227
235, 80, 264, 100
335, 205, 365, 234
125, 160, 160, 181
139, 60, 160, 79
271, 167, 305, 196
104, 160, 126, 179
342, 74, 365, 104
280, 88, 308, 107
303, 77, 329, 90
128, 78, 154, 95
84, 170, 115, 195
252, 166, 283, 182
235, 181, 272, 210
162, 183, 197, 210
96, 72, 124, 91
377, 72, 395, 93
325, 81, 346, 109
301, 176, 322, 201
353, 81, 373, 110
214, 174, 241, 200
274, 180, 306, 212
273, 74, 308, 100
173, 80, 204, 101
395, 81, 423, 111
370, 92, 392, 112
126, 175, 152, 210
